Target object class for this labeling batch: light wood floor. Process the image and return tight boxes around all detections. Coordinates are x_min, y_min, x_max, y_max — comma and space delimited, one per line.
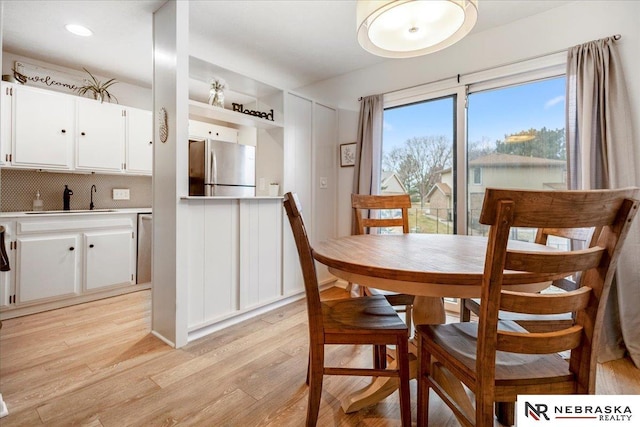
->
1, 288, 638, 426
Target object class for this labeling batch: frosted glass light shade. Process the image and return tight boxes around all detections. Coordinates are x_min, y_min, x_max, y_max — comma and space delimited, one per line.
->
357, 0, 478, 58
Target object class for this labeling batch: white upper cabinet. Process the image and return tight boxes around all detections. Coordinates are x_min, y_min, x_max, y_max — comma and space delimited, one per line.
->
12, 85, 74, 169
76, 98, 126, 172
126, 107, 153, 174
188, 119, 238, 143
1, 82, 13, 165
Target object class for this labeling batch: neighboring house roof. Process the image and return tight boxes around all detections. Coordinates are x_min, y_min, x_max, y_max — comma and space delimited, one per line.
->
381, 171, 408, 193
426, 182, 452, 199
469, 153, 566, 167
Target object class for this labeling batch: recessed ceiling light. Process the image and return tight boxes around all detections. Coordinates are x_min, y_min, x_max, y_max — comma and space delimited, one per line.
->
65, 24, 93, 37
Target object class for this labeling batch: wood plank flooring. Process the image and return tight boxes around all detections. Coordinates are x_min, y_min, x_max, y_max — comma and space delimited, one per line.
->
1, 288, 638, 426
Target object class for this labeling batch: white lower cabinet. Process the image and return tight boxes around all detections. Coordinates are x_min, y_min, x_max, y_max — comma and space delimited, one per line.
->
187, 198, 283, 330
85, 230, 135, 291
0, 213, 138, 316
16, 234, 80, 303
0, 222, 15, 308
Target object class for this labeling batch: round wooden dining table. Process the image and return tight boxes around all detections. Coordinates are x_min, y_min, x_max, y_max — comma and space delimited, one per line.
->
312, 233, 558, 415
313, 233, 557, 325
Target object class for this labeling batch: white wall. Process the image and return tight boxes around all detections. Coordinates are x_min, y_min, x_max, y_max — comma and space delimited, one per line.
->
297, 1, 640, 235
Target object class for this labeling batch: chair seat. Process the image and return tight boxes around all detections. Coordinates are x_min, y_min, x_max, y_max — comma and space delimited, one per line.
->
366, 287, 415, 305
322, 295, 407, 334
417, 321, 573, 388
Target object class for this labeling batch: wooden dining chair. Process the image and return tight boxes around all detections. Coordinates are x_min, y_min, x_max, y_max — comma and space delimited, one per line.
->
283, 192, 412, 427
416, 187, 639, 427
459, 226, 597, 327
350, 194, 415, 328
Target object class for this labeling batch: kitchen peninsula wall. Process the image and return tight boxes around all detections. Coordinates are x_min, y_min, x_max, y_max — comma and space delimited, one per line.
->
0, 169, 151, 212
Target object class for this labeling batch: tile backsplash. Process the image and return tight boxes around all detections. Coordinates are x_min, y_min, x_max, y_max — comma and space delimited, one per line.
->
0, 169, 152, 212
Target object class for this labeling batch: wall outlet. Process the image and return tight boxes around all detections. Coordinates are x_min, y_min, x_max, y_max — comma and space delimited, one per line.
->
113, 188, 130, 200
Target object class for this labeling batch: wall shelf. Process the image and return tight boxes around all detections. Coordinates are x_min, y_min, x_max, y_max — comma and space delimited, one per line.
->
188, 100, 283, 130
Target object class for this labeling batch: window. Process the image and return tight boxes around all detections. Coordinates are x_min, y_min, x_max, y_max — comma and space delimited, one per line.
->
467, 77, 567, 238
472, 167, 482, 185
382, 96, 455, 234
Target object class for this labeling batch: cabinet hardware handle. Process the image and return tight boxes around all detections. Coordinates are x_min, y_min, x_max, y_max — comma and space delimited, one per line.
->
81, 132, 86, 136
149, 141, 153, 145
208, 131, 212, 134
61, 129, 66, 133
89, 244, 94, 248
69, 246, 75, 251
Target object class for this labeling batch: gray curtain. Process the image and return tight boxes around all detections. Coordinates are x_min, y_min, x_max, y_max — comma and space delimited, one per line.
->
566, 36, 640, 366
352, 94, 383, 233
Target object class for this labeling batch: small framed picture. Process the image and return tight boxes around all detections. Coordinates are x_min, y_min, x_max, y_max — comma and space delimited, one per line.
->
340, 142, 356, 167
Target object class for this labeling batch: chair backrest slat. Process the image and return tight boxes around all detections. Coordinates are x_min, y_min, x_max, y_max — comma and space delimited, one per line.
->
504, 246, 604, 275
500, 287, 592, 315
497, 325, 584, 354
476, 187, 639, 396
352, 194, 411, 235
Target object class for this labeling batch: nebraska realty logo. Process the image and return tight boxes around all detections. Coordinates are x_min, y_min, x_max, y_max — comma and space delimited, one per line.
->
517, 395, 640, 426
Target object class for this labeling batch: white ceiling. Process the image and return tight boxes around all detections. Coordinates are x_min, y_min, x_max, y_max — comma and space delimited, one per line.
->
1, 0, 574, 90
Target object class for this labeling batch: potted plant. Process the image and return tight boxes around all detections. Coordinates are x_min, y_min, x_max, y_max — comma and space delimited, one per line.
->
76, 68, 118, 103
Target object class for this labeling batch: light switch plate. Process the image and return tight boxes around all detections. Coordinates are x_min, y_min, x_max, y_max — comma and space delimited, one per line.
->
113, 188, 130, 200
319, 177, 328, 189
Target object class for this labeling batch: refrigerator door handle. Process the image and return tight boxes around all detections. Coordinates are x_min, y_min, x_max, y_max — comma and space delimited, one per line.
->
204, 139, 213, 196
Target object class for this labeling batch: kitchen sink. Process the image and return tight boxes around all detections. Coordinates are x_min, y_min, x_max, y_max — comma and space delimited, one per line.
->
25, 209, 118, 214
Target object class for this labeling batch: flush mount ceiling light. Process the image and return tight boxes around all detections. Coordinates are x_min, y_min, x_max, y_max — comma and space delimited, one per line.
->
357, 0, 478, 58
65, 24, 93, 37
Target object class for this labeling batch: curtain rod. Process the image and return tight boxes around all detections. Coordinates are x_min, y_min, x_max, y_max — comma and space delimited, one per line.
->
358, 33, 621, 101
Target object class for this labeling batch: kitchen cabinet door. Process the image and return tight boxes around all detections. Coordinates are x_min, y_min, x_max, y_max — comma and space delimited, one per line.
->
1, 82, 14, 166
76, 98, 125, 172
0, 222, 15, 308
12, 85, 74, 169
126, 107, 153, 174
188, 120, 238, 143
16, 234, 80, 303
84, 230, 135, 291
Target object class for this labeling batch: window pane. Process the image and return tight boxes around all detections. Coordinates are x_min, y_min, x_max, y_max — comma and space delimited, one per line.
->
382, 97, 455, 234
467, 77, 566, 240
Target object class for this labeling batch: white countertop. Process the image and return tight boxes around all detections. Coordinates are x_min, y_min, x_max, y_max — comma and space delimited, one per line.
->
0, 208, 152, 218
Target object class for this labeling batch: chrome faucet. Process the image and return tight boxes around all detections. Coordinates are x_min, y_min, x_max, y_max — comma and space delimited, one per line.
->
90, 185, 97, 210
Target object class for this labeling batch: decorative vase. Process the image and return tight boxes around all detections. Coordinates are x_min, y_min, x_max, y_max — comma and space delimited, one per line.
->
94, 92, 104, 103
209, 89, 224, 108
269, 184, 279, 197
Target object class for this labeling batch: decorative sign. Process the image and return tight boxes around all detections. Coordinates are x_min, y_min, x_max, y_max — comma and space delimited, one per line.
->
232, 103, 274, 121
12, 61, 85, 94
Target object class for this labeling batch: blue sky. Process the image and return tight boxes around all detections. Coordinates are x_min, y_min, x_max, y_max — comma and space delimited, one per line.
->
383, 76, 566, 154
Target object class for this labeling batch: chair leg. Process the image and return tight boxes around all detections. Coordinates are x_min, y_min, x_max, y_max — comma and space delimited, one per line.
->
306, 344, 324, 427
374, 345, 387, 369
417, 334, 431, 427
460, 298, 471, 322
496, 402, 515, 426
396, 335, 411, 427
476, 394, 495, 427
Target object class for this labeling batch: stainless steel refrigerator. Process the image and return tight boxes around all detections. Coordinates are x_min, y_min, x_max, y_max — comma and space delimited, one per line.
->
189, 138, 256, 196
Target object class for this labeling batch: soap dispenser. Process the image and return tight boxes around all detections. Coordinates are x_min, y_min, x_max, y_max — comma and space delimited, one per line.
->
33, 191, 43, 211
63, 185, 73, 211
